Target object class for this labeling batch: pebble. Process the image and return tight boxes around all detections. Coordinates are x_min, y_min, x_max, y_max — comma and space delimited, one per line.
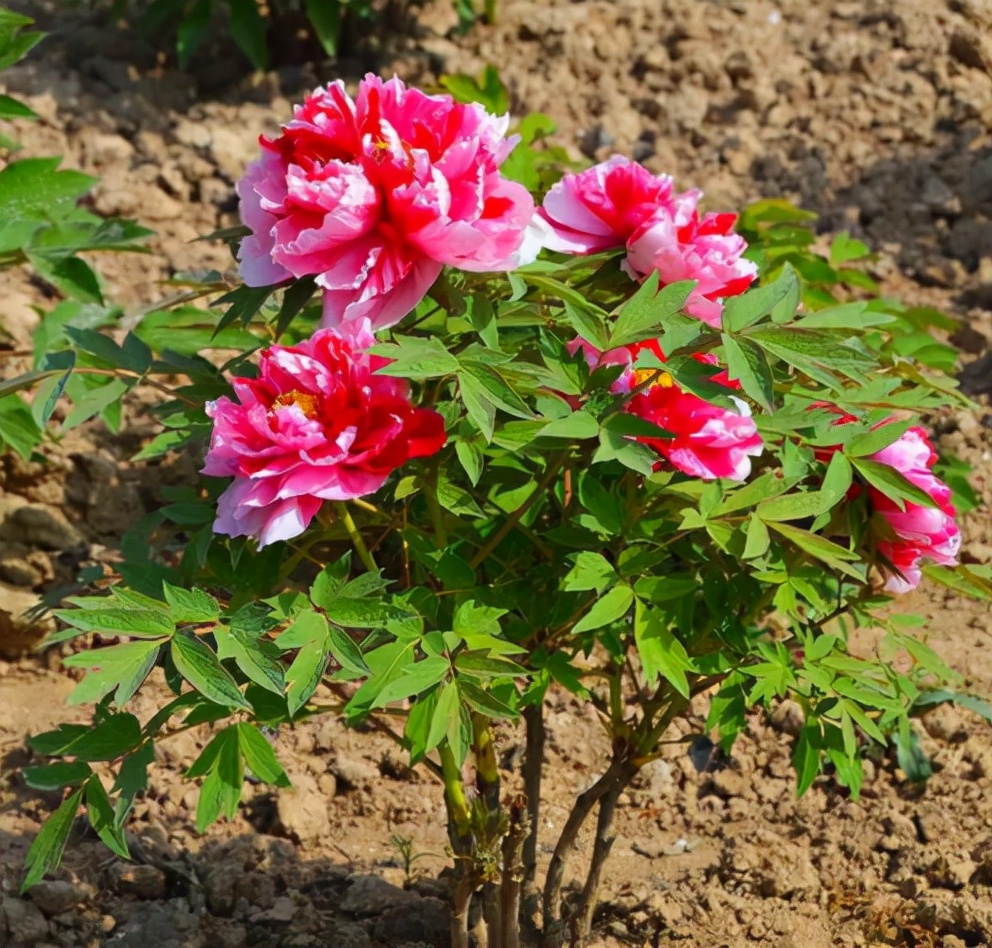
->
26, 881, 92, 917
340, 875, 420, 916
110, 863, 167, 900
274, 772, 332, 844
1, 897, 50, 945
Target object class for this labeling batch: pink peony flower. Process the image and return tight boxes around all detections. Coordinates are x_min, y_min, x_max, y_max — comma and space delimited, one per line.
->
868, 426, 960, 593
237, 75, 536, 333
537, 156, 757, 326
573, 337, 763, 481
625, 198, 758, 328
202, 326, 445, 548
538, 155, 675, 254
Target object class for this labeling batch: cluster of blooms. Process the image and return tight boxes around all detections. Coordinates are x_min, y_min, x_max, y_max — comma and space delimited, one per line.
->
818, 413, 960, 593
570, 338, 763, 482
201, 74, 959, 591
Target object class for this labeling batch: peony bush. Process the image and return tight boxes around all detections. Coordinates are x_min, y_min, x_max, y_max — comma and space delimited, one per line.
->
15, 72, 992, 948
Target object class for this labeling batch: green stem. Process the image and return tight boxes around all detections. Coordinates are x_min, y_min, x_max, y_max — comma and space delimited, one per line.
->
469, 454, 567, 570
439, 744, 472, 836
423, 468, 448, 550
334, 502, 377, 572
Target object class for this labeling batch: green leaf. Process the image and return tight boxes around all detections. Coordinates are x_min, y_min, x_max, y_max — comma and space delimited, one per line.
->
455, 438, 484, 486
28, 253, 103, 304
564, 299, 609, 351
27, 714, 141, 762
304, 0, 341, 54
721, 334, 773, 412
0, 157, 95, 220
766, 522, 862, 579
458, 371, 496, 441
163, 584, 220, 624
228, 0, 269, 70
634, 600, 694, 698
177, 0, 210, 68
562, 551, 617, 593
188, 727, 243, 832
757, 454, 851, 522
609, 274, 696, 348
792, 721, 821, 796
63, 378, 130, 430
85, 777, 129, 858
373, 656, 449, 707
0, 393, 42, 459
61, 640, 161, 706
894, 721, 932, 783
236, 723, 290, 786
22, 761, 92, 791
170, 633, 251, 710
30, 356, 75, 430
830, 231, 871, 266
426, 682, 459, 755
743, 515, 770, 559
21, 787, 84, 891
844, 419, 916, 458
458, 360, 533, 418
0, 92, 37, 119
373, 336, 459, 379
538, 409, 599, 440
722, 266, 797, 332
54, 606, 174, 639
851, 457, 938, 510
571, 584, 634, 634
215, 623, 285, 695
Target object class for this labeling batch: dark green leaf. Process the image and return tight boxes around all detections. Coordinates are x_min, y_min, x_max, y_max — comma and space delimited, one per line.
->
21, 787, 84, 891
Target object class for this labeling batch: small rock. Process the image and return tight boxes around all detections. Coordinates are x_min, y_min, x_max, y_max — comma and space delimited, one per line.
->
921, 703, 968, 742
203, 866, 237, 916
0, 582, 55, 657
340, 876, 420, 917
27, 881, 92, 917
327, 922, 373, 948
373, 897, 450, 946
110, 863, 167, 900
770, 699, 805, 738
249, 896, 296, 923
274, 773, 331, 844
0, 896, 50, 946
0, 501, 85, 551
330, 754, 379, 791
109, 904, 185, 948
710, 768, 746, 799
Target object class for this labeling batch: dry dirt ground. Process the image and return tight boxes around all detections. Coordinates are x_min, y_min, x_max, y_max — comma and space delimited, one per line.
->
3, 0, 992, 946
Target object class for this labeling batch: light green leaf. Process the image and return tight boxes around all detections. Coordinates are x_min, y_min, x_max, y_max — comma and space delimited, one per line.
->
21, 787, 84, 891
572, 584, 634, 634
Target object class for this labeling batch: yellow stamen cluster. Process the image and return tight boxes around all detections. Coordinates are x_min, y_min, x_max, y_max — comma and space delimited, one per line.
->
273, 390, 320, 419
633, 368, 674, 389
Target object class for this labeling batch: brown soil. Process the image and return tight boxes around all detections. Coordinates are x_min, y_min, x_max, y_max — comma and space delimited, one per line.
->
3, 0, 992, 946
